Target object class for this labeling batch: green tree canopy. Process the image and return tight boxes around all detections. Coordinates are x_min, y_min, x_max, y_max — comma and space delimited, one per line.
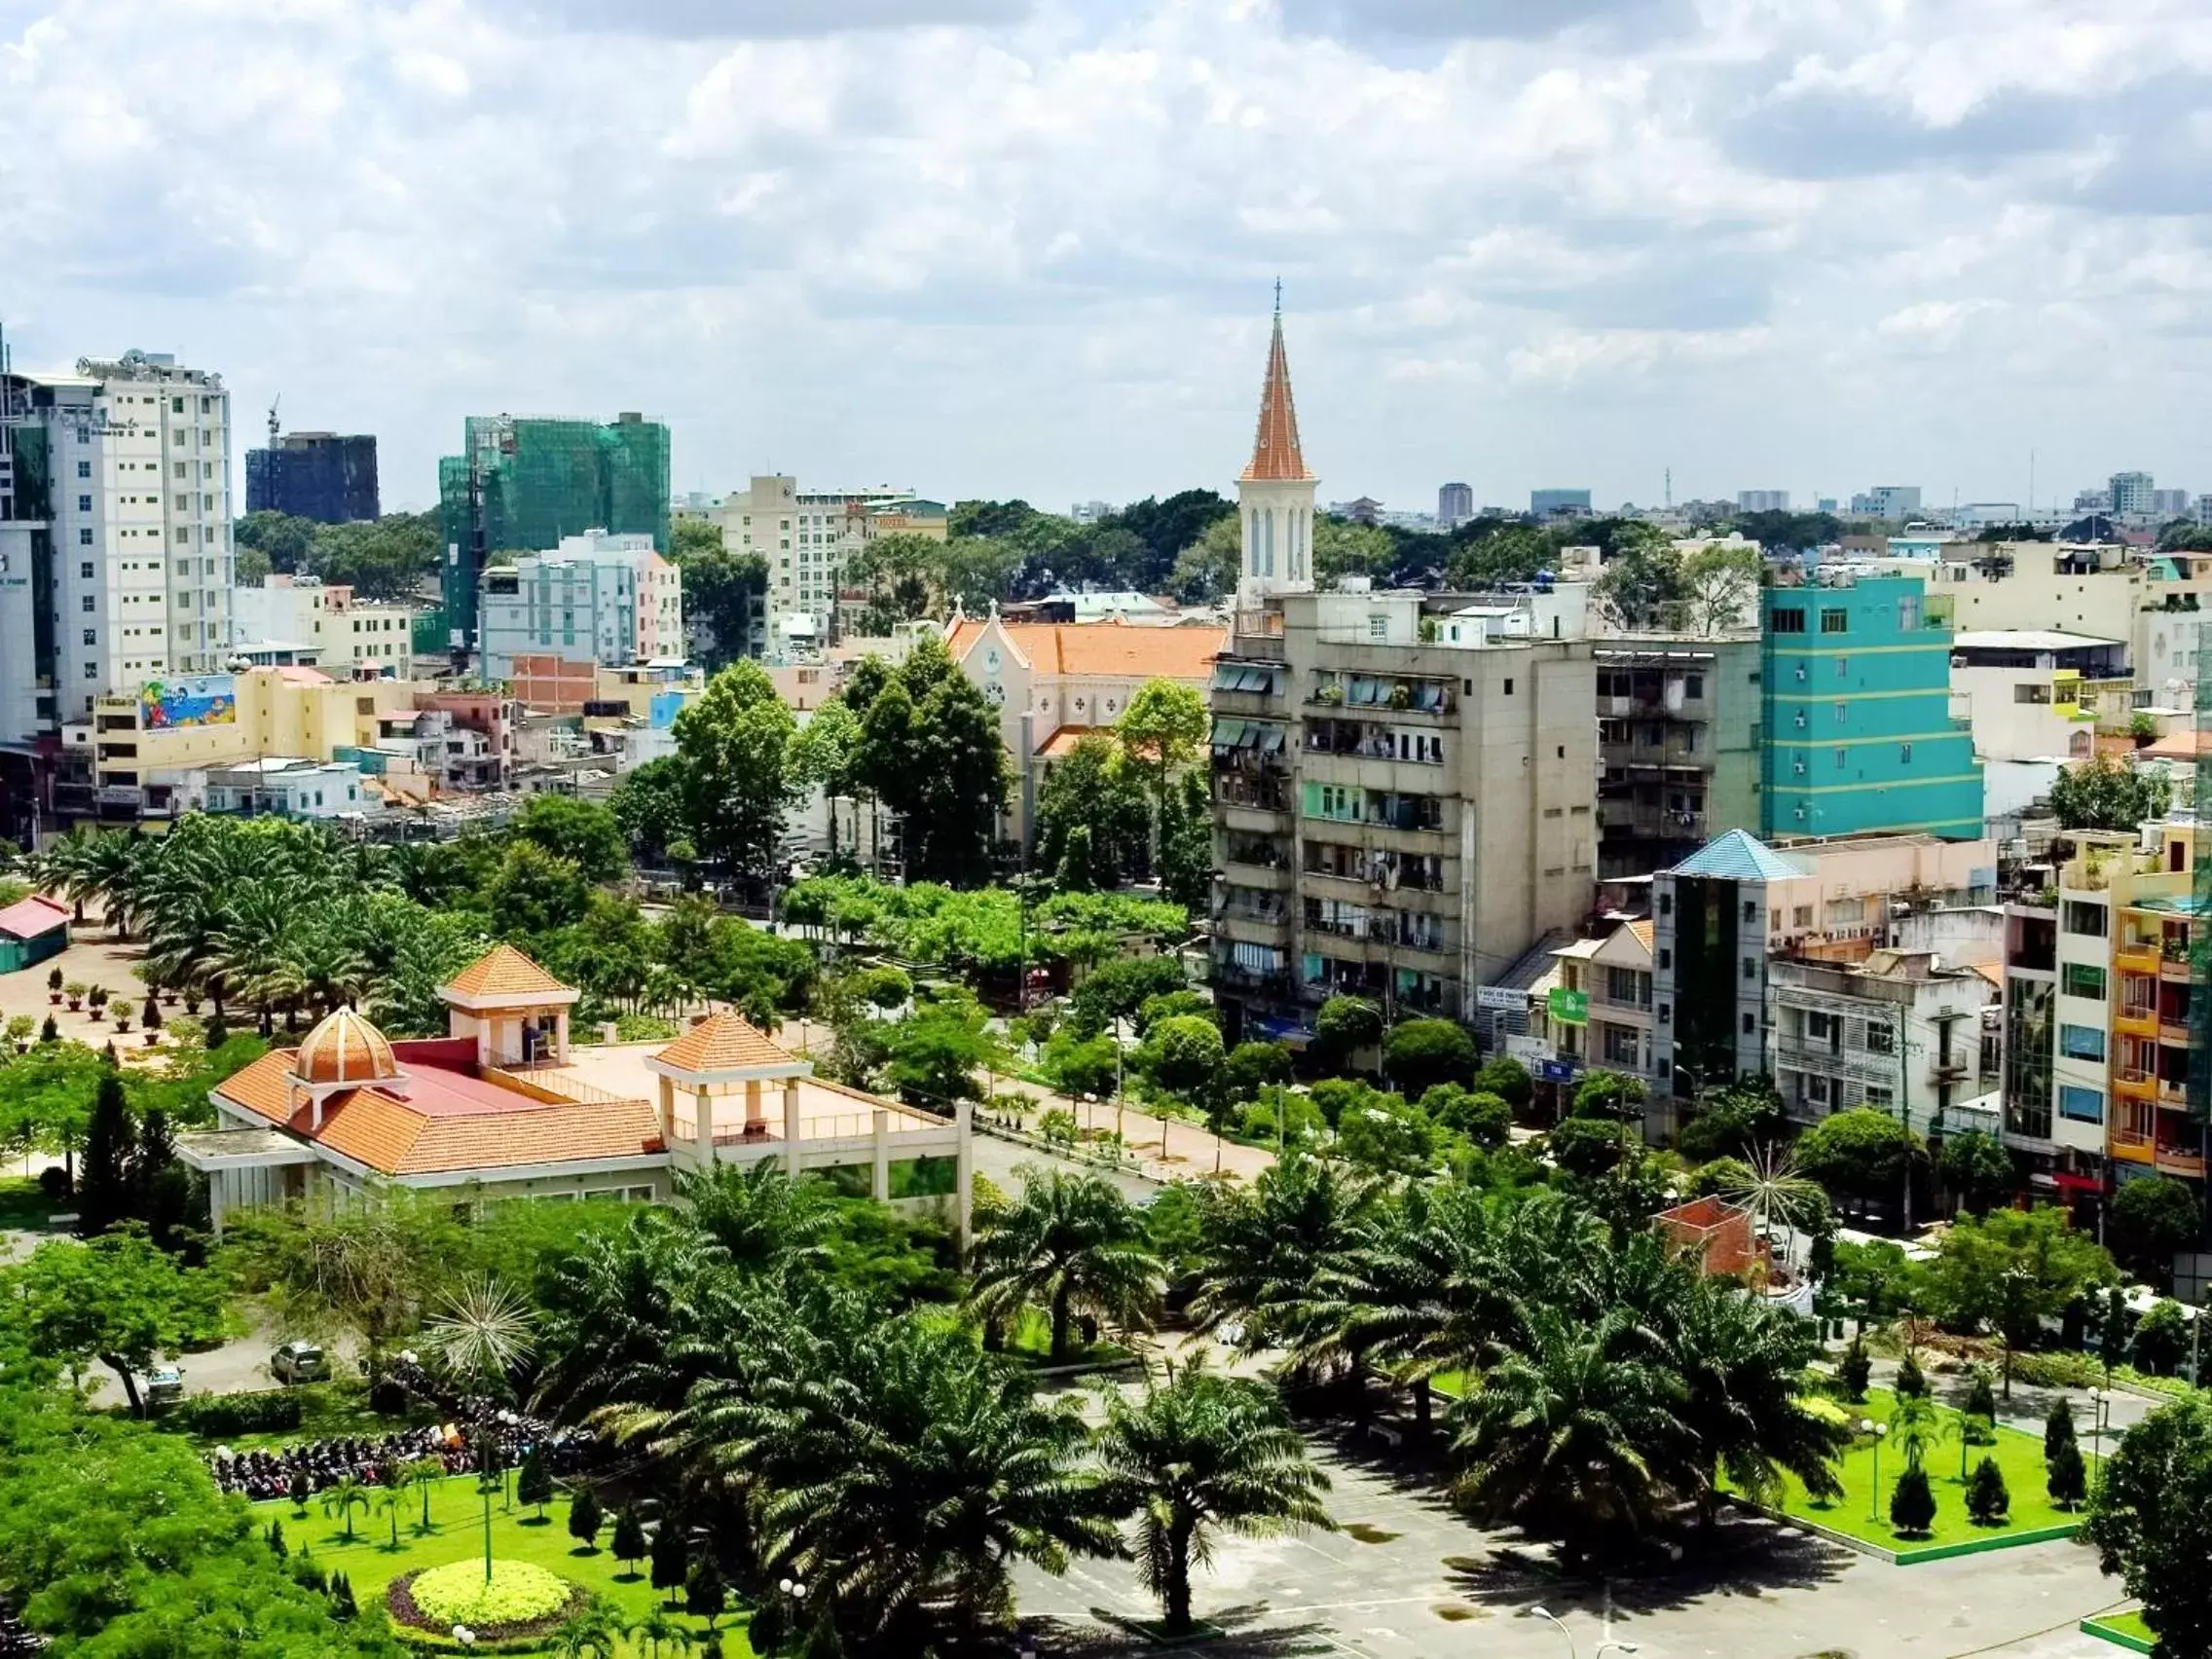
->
673, 660, 798, 877
2050, 754, 2171, 831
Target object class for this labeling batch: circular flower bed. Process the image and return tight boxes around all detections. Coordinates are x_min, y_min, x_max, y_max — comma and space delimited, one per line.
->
387, 1561, 587, 1644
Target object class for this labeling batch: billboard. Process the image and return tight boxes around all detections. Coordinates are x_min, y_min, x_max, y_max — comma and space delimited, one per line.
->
139, 674, 237, 730
1547, 986, 1589, 1025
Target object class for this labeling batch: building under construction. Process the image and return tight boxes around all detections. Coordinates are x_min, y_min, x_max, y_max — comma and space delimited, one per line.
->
246, 431, 380, 523
436, 412, 670, 661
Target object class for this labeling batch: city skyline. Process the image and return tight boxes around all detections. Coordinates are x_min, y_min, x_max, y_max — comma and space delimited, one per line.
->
3, 0, 2208, 514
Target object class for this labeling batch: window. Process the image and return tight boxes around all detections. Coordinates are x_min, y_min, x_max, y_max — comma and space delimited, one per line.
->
2058, 1085, 2104, 1124
80, 527, 93, 546
2062, 901, 2107, 938
1684, 674, 1704, 698
81, 628, 95, 646
76, 461, 90, 480
1834, 701, 1848, 723
1834, 748, 1847, 768
1503, 678, 1514, 695
1866, 1085, 1895, 1108
84, 663, 97, 680
1742, 1011, 1756, 1035
1792, 904, 1813, 928
1834, 657, 1848, 677
1770, 607, 1806, 634
2059, 1023, 2106, 1062
1864, 1022, 1896, 1054
80, 596, 93, 612
1820, 608, 1849, 634
79, 561, 93, 579
2062, 962, 2108, 1001
76, 494, 92, 513
1742, 901, 1757, 923
1806, 1011, 1838, 1044
1368, 615, 1387, 641
1899, 742, 1912, 763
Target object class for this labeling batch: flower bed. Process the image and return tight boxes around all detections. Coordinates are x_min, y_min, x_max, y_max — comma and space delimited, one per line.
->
387, 1561, 586, 1644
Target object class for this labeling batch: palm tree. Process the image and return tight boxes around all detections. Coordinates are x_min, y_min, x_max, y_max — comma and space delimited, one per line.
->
534, 1211, 734, 1424
1187, 1154, 1372, 1350
626, 1607, 694, 1659
1450, 1305, 1690, 1569
321, 1476, 373, 1542
80, 830, 154, 940
548, 1607, 621, 1659
1665, 1276, 1846, 1521
967, 1167, 1163, 1363
405, 1456, 446, 1534
284, 905, 374, 1015
377, 1480, 409, 1551
208, 878, 301, 1036
679, 1160, 837, 1274
1096, 1359, 1335, 1636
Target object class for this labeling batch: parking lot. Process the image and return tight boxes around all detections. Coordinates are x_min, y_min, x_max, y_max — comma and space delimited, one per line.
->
1014, 1427, 2132, 1658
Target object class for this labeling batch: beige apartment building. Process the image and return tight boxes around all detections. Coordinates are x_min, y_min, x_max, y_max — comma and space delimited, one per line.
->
719, 475, 945, 657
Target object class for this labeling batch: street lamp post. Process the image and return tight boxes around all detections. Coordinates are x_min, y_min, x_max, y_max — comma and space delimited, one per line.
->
2088, 1387, 2112, 1478
1523, 1605, 1638, 1659
1862, 1419, 1889, 1524
777, 1575, 810, 1637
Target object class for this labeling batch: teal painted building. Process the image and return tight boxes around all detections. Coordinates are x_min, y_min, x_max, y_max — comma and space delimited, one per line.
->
1760, 573, 1982, 840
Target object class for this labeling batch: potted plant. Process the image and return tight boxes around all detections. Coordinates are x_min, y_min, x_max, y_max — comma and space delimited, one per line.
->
5, 1015, 32, 1054
46, 968, 62, 1007
63, 980, 86, 1013
87, 986, 109, 1022
1387, 681, 1414, 712
113, 1010, 132, 1035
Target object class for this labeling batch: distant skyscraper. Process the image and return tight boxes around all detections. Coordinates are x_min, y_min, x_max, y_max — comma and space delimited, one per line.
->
1530, 488, 1593, 517
1438, 481, 1473, 529
1737, 490, 1789, 513
246, 431, 379, 524
1816, 498, 1839, 513
2109, 471, 2156, 516
436, 412, 671, 659
1849, 486, 1921, 520
2151, 488, 2192, 517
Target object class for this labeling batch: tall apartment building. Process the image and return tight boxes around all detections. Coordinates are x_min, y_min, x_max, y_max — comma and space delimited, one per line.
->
477, 532, 682, 682
1437, 481, 1474, 530
1737, 490, 1789, 513
717, 475, 943, 657
2001, 827, 2206, 1213
2110, 471, 2157, 518
1760, 572, 1983, 841
245, 431, 379, 524
437, 413, 670, 661
2152, 489, 2193, 518
1207, 303, 1595, 1041
1594, 636, 1761, 880
0, 350, 235, 746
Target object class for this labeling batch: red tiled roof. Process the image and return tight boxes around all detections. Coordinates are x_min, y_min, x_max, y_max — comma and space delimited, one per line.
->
948, 620, 1225, 682
442, 943, 573, 1000
1239, 311, 1311, 483
653, 1012, 798, 1076
0, 895, 70, 941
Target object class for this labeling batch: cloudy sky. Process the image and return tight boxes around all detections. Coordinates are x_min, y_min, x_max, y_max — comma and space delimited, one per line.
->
2, 0, 2208, 518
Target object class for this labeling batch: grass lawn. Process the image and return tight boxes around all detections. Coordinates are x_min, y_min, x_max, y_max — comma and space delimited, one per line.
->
254, 1474, 751, 1655
0, 1175, 55, 1228
2083, 1609, 2155, 1653
1736, 1386, 2083, 1556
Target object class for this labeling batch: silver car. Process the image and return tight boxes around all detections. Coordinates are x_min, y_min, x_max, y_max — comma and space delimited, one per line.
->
144, 1365, 185, 1411
270, 1341, 328, 1384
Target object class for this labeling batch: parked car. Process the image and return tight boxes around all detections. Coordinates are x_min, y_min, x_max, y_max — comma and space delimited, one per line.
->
271, 1341, 328, 1384
144, 1365, 185, 1411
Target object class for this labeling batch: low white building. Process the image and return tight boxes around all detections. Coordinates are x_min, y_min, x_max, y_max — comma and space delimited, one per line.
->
1768, 948, 1998, 1137
1948, 629, 2131, 764
198, 756, 378, 821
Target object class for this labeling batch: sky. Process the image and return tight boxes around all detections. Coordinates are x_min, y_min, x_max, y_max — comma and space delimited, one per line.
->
2, 0, 2209, 520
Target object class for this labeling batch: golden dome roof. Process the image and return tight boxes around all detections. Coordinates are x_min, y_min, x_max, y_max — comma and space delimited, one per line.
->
293, 1007, 398, 1088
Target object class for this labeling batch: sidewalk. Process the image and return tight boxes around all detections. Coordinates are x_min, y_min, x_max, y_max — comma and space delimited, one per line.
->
1856, 1350, 2164, 1442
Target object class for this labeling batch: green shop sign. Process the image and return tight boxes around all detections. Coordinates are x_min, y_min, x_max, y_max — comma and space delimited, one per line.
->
1548, 986, 1589, 1025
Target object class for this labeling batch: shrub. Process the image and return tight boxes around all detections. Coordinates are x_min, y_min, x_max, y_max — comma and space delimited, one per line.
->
648, 1519, 688, 1595
685, 1557, 727, 1627
329, 1569, 356, 1622
1838, 1339, 1871, 1402
2045, 1397, 2078, 1464
36, 1165, 69, 1202
203, 1012, 229, 1049
1964, 1368, 1998, 1428
1421, 1085, 1511, 1150
1966, 1456, 2010, 1525
567, 1487, 603, 1551
368, 1377, 411, 1417
1896, 1352, 1927, 1399
609, 1506, 646, 1575
175, 1389, 303, 1438
1547, 1116, 1633, 1179
408, 1560, 571, 1627
1473, 1055, 1532, 1112
2133, 1300, 2189, 1377
1311, 995, 1382, 1067
266, 1519, 287, 1559
516, 1448, 553, 1518
1688, 1156, 1755, 1199
748, 1597, 790, 1654
1889, 1463, 1937, 1536
39, 1015, 56, 1045
2046, 1434, 2087, 1511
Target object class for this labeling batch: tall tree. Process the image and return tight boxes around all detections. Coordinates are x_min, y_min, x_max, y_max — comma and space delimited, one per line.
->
76, 1067, 136, 1236
1931, 1206, 2117, 1395
2050, 754, 2171, 831
2085, 1398, 2212, 1658
853, 639, 1008, 886
1097, 1362, 1335, 1636
1116, 679, 1208, 855
674, 661, 799, 878
967, 1169, 1164, 1362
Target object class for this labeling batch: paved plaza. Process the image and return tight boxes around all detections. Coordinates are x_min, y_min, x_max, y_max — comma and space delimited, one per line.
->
1015, 1429, 2134, 1659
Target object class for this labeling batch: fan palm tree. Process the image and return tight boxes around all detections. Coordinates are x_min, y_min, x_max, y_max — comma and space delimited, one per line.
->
1187, 1153, 1372, 1350
1450, 1305, 1691, 1569
1096, 1358, 1335, 1636
967, 1167, 1163, 1363
320, 1476, 373, 1542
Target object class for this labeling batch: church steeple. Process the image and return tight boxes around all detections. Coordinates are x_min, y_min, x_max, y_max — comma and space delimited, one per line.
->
1240, 284, 1311, 484
1235, 286, 1317, 602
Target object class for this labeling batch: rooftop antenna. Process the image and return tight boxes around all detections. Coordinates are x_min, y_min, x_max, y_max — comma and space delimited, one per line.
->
267, 393, 280, 449
1665, 466, 1673, 509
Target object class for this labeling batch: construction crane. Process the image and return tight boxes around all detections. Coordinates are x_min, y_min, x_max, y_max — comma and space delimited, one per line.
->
267, 394, 280, 449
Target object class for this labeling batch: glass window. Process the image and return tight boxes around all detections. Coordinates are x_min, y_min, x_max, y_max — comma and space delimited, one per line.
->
1820, 608, 1849, 634
2057, 1085, 2104, 1124
2059, 1023, 2106, 1062
1864, 1022, 1896, 1054
2062, 901, 2108, 938
2062, 962, 2108, 1001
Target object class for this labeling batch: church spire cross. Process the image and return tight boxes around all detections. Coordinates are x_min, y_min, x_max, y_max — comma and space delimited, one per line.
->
1239, 291, 1311, 484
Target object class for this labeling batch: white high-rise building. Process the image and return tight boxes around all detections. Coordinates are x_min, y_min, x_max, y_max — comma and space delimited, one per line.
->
2110, 471, 2156, 518
1235, 303, 1316, 606
719, 474, 940, 658
0, 350, 234, 742
476, 531, 682, 682
1736, 489, 1789, 513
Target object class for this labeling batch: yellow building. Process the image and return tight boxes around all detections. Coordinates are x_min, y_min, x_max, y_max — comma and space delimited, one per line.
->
83, 667, 427, 804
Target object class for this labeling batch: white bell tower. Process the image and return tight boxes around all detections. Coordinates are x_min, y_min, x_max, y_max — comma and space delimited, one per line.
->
1236, 282, 1318, 607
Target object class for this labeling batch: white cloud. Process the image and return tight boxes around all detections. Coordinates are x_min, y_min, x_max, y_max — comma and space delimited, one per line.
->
0, 0, 2206, 515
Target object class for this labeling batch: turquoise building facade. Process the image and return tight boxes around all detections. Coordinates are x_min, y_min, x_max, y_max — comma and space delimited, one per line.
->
1759, 573, 1983, 840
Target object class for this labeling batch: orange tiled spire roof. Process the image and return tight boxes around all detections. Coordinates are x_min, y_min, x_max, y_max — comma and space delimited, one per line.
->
1239, 285, 1312, 484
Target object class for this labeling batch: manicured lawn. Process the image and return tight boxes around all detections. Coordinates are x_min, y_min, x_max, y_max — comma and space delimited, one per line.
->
254, 1475, 751, 1654
0, 1175, 56, 1227
1737, 1387, 2084, 1556
2082, 1609, 2155, 1653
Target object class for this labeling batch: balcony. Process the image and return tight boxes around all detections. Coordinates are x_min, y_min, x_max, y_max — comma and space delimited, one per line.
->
2111, 1132, 2157, 1165
2160, 1020, 2193, 1048
2159, 1079, 2192, 1111
2160, 951, 2196, 983
2158, 1148, 2210, 1179
2117, 940, 2161, 974
1308, 675, 1456, 719
2115, 1066, 2157, 1098
2116, 1001, 2159, 1037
